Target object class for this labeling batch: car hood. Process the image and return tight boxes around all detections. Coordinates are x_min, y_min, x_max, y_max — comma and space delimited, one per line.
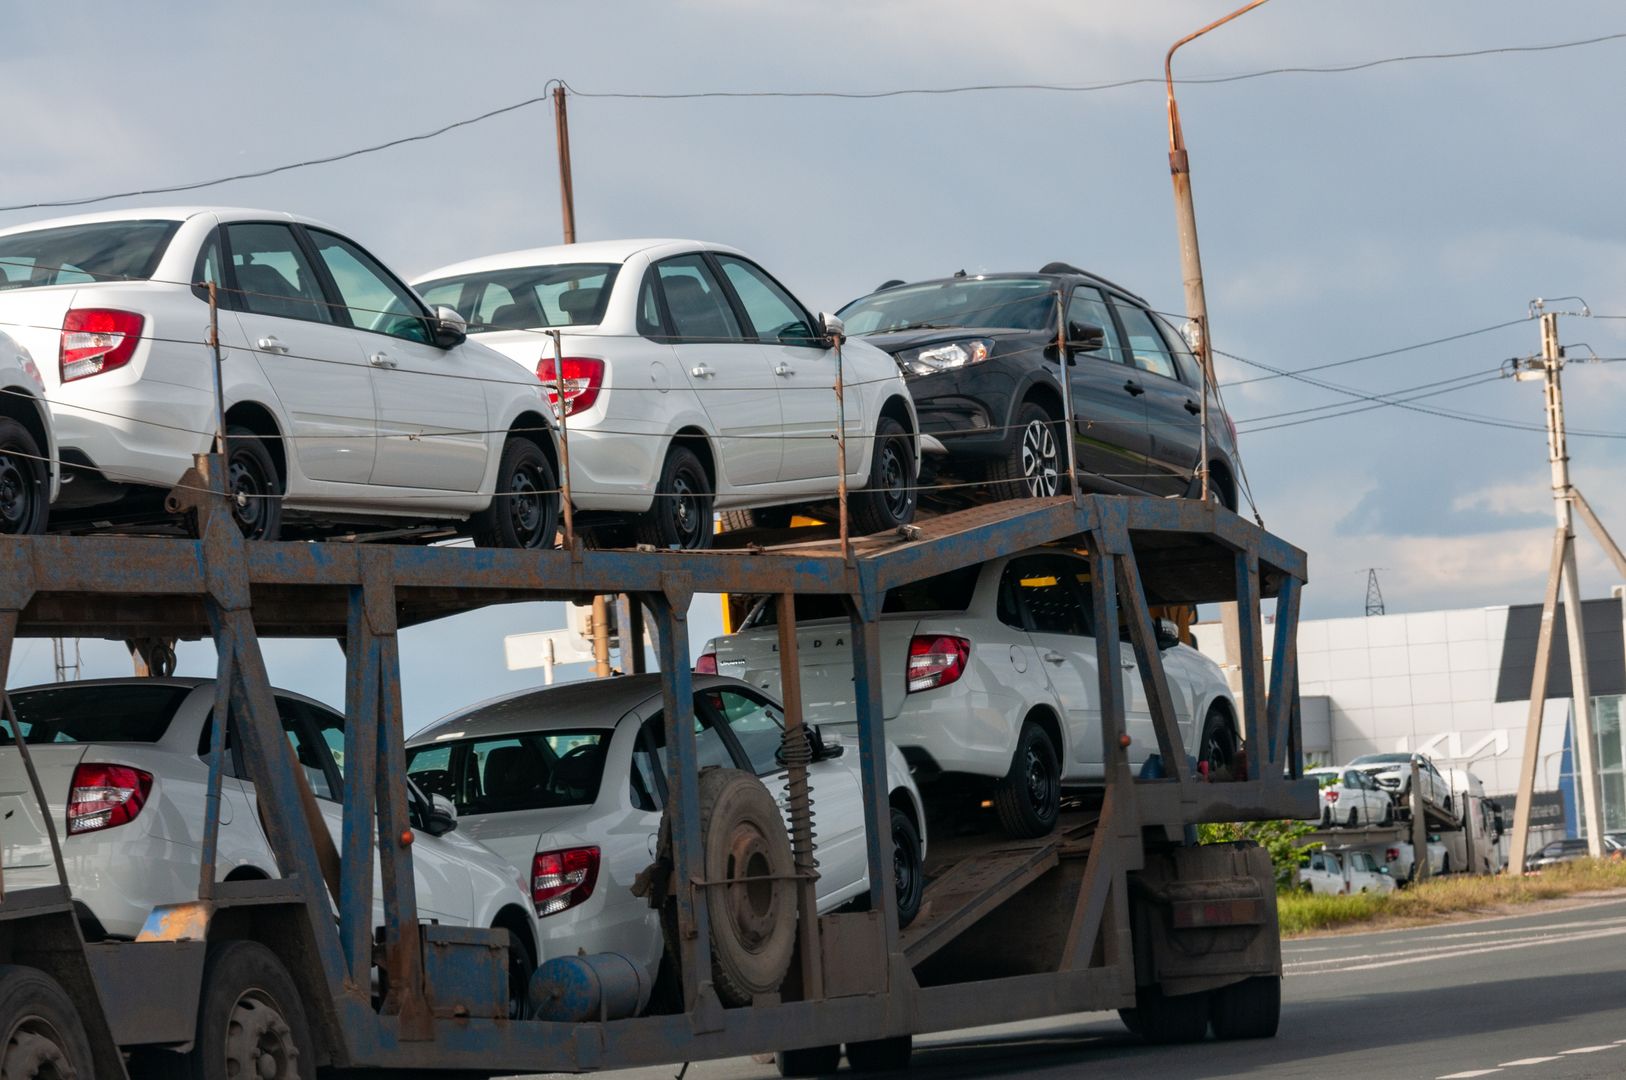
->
857, 326, 1037, 354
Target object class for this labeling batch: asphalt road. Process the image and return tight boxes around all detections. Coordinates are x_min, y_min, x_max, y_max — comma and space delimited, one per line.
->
524, 894, 1626, 1080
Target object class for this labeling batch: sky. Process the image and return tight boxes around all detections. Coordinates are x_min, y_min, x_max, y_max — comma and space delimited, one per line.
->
5, 1, 1626, 724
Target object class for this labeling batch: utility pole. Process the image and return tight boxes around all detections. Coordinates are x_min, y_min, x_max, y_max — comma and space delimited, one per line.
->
1364, 569, 1386, 617
1507, 304, 1616, 867
553, 85, 577, 245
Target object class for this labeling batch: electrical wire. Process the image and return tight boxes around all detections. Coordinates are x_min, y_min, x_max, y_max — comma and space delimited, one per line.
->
1221, 318, 1532, 387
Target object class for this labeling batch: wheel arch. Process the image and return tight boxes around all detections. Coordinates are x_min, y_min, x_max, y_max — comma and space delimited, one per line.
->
1024, 704, 1067, 767
224, 400, 287, 491
490, 902, 538, 962
509, 410, 559, 474
671, 425, 716, 488
0, 384, 55, 489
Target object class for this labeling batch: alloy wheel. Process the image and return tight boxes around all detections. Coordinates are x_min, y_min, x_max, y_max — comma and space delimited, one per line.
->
1020, 419, 1059, 497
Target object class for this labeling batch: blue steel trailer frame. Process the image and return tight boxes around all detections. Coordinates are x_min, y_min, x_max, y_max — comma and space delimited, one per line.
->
0, 491, 1314, 1074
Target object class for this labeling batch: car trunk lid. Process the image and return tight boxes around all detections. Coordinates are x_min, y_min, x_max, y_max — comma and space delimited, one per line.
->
0, 743, 88, 869
708, 617, 917, 726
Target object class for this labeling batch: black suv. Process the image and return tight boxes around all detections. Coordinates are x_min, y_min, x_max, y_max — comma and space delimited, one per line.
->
837, 264, 1240, 509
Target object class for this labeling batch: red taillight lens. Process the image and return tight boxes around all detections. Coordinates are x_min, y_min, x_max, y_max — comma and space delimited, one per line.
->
61, 309, 144, 382
1386, 847, 1400, 862
907, 635, 970, 693
695, 651, 718, 675
536, 356, 605, 416
1325, 790, 1340, 803
532, 846, 600, 917
67, 763, 153, 835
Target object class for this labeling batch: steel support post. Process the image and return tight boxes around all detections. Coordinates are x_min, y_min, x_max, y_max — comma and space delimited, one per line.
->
1409, 760, 1429, 882
1115, 549, 1193, 787
1233, 549, 1267, 772
846, 586, 900, 957
618, 593, 647, 674
1265, 574, 1303, 772
195, 646, 234, 903
1509, 529, 1567, 872
0, 608, 69, 896
339, 585, 381, 990
774, 593, 823, 999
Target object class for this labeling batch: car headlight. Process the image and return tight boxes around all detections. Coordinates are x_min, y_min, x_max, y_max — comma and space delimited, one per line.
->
895, 338, 993, 376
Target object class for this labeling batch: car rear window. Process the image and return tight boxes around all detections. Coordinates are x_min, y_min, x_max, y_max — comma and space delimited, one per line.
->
0, 220, 181, 290
405, 729, 610, 815
741, 564, 981, 628
415, 263, 619, 333
2, 684, 192, 743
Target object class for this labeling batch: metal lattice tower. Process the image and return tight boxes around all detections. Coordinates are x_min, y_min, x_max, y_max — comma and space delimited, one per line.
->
52, 637, 82, 681
1364, 569, 1386, 617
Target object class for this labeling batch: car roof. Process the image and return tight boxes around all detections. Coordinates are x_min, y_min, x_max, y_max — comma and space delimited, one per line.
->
408, 673, 770, 745
412, 239, 747, 284
0, 206, 338, 238
853, 268, 1148, 308
11, 675, 209, 693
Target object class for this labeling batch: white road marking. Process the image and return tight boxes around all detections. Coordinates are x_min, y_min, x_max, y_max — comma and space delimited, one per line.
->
1286, 923, 1626, 975
1498, 1058, 1561, 1066
1285, 915, 1626, 966
1560, 1045, 1616, 1054
1438, 1070, 1501, 1078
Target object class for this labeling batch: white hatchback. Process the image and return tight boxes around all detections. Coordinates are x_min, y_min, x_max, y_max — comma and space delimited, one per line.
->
0, 208, 561, 546
703, 548, 1242, 838
414, 240, 922, 548
404, 674, 927, 992
0, 327, 58, 534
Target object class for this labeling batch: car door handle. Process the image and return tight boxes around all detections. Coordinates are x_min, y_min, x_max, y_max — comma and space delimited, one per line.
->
1043, 652, 1067, 665
1123, 379, 1145, 397
1121, 661, 1137, 671
369, 352, 397, 369
691, 364, 715, 378
774, 362, 794, 377
256, 336, 289, 354
1184, 400, 1201, 415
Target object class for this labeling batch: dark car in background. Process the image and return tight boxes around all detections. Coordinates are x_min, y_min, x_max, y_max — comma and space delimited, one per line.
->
837, 264, 1241, 509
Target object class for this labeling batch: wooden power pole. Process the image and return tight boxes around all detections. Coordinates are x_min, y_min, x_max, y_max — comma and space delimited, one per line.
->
553, 85, 576, 245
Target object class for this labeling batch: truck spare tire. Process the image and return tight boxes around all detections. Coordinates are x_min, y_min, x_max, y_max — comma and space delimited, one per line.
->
700, 767, 798, 1005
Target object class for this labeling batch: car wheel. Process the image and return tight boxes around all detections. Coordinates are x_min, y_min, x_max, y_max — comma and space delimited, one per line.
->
849, 416, 917, 535
1210, 975, 1281, 1040
0, 417, 48, 535
1441, 854, 1451, 875
1347, 808, 1359, 828
500, 926, 535, 1020
0, 964, 96, 1079
636, 444, 713, 550
225, 425, 283, 541
1380, 801, 1394, 826
1320, 807, 1331, 827
718, 506, 796, 532
183, 940, 315, 1080
1198, 707, 1240, 779
986, 400, 1064, 500
473, 436, 560, 549
891, 807, 925, 929
993, 721, 1060, 838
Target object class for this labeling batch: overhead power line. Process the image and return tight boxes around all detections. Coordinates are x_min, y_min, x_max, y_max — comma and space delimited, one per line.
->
1223, 317, 1531, 386
2, 31, 1624, 212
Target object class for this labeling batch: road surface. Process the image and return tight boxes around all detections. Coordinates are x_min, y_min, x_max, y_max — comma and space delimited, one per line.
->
522, 894, 1626, 1080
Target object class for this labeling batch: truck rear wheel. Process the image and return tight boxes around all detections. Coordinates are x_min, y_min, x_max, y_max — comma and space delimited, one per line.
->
846, 1034, 912, 1071
776, 1043, 841, 1076
0, 964, 95, 1080
1122, 986, 1210, 1044
1210, 975, 1281, 1040
699, 768, 798, 1006
185, 940, 315, 1080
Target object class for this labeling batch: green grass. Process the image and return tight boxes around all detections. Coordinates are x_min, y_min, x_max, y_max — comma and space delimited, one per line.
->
1279, 858, 1626, 936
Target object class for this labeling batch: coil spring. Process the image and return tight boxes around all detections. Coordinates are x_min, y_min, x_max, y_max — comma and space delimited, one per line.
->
779, 725, 819, 877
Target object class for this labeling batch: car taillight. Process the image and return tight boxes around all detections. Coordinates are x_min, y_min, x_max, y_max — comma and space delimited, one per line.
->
695, 650, 718, 675
67, 763, 153, 835
61, 309, 144, 382
536, 356, 604, 416
532, 846, 599, 916
1325, 790, 1340, 803
907, 635, 970, 693
1386, 847, 1400, 862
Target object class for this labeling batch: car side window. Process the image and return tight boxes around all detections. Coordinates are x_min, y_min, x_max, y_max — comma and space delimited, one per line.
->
1067, 286, 1124, 365
224, 223, 334, 324
644, 707, 735, 771
1153, 312, 1203, 388
715, 257, 817, 346
275, 698, 339, 801
630, 719, 667, 812
306, 229, 432, 344
636, 270, 666, 338
1004, 554, 1093, 637
1111, 301, 1179, 381
699, 688, 785, 776
196, 709, 245, 780
655, 255, 743, 342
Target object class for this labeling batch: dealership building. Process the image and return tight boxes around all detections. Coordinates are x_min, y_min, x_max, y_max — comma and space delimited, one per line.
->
1196, 592, 1626, 844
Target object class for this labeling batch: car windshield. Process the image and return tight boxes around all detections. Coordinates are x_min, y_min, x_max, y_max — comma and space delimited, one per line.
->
838, 276, 1058, 335
740, 563, 982, 627
0, 220, 181, 291
415, 263, 619, 333
1, 684, 193, 743
405, 729, 610, 815
1350, 754, 1413, 766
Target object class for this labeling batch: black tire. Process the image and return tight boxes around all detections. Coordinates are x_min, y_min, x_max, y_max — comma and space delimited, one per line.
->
1320, 807, 1332, 827
1441, 854, 1451, 875
0, 417, 48, 536
500, 926, 535, 1020
184, 940, 316, 1080
637, 444, 713, 550
1380, 801, 1394, 826
1347, 808, 1359, 828
225, 425, 282, 541
845, 1035, 912, 1072
776, 1044, 841, 1077
698, 768, 797, 1005
1197, 707, 1240, 779
891, 807, 925, 930
473, 437, 560, 549
985, 400, 1064, 500
848, 416, 917, 535
0, 964, 95, 1079
1210, 976, 1281, 1040
992, 722, 1060, 839
1128, 986, 1210, 1044
719, 506, 796, 532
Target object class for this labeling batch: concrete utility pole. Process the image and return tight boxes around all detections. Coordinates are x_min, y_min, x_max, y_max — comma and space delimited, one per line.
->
553, 85, 577, 245
1507, 306, 1614, 867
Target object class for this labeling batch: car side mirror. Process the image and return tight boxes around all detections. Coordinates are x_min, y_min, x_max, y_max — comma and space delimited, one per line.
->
425, 793, 458, 836
432, 305, 468, 349
819, 312, 845, 348
809, 725, 845, 761
1154, 618, 1181, 651
1067, 319, 1105, 353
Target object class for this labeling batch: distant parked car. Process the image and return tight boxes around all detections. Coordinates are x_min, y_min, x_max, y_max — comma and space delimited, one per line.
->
404, 674, 927, 995
0, 678, 540, 1017
835, 264, 1241, 508
0, 208, 561, 545
0, 327, 57, 534
1527, 836, 1625, 870
1382, 839, 1449, 882
702, 547, 1242, 839
1349, 753, 1454, 815
1306, 766, 1394, 827
414, 241, 922, 548
1299, 849, 1394, 895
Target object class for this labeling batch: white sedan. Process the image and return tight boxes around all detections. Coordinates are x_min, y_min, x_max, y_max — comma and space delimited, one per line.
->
413, 240, 922, 549
0, 678, 541, 1017
0, 208, 561, 546
1349, 752, 1455, 815
1299, 849, 1394, 895
404, 674, 928, 993
0, 327, 58, 534
1306, 766, 1395, 828
703, 547, 1242, 839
